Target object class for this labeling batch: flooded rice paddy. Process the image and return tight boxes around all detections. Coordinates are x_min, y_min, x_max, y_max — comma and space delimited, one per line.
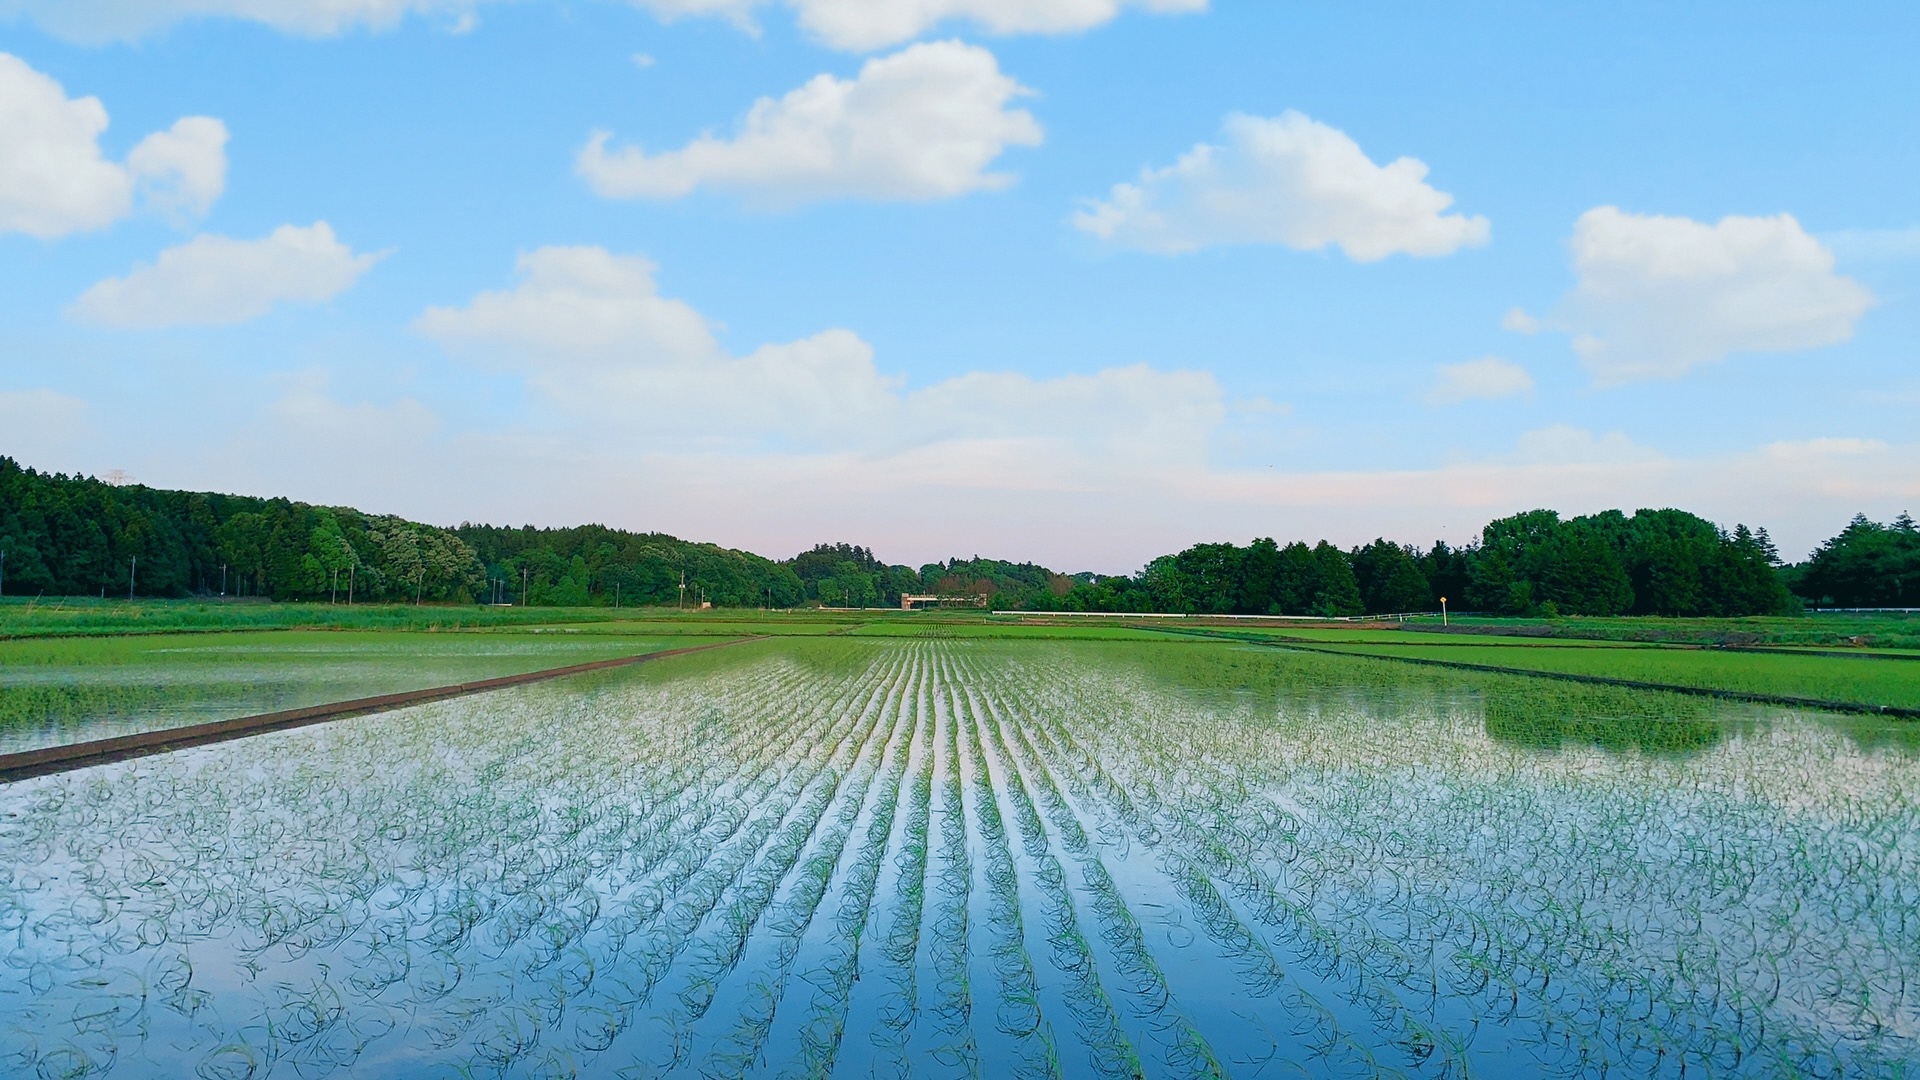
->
0, 631, 691, 754
1, 638, 1916, 1078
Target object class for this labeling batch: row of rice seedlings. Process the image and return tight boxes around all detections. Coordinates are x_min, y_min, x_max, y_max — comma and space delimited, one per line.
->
594, 647, 910, 1073
938, 647, 1063, 1080
528, 667, 865, 945
645, 659, 909, 1000
42, 648, 889, 1077
957, 648, 1250, 1080
955, 648, 1385, 1079
835, 649, 939, 1075
693, 644, 930, 1074
1274, 731, 1916, 1078
1006, 641, 1920, 1068
1004, 650, 1569, 1073
958, 649, 1146, 1080
1048, 662, 1675, 1077
769, 644, 931, 1078
900, 651, 980, 1073
529, 645, 933, 1068
383, 661, 865, 1072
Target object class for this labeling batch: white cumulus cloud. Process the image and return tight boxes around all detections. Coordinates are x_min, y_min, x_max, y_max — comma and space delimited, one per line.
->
417, 246, 721, 365
1558, 206, 1875, 384
0, 53, 227, 238
1072, 111, 1489, 261
125, 116, 229, 219
784, 0, 1206, 52
1427, 356, 1533, 406
419, 246, 909, 442
68, 222, 384, 328
415, 245, 1221, 467
576, 41, 1042, 204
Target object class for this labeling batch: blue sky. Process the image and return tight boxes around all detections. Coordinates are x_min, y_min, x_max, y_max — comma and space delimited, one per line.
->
2, 1, 1916, 570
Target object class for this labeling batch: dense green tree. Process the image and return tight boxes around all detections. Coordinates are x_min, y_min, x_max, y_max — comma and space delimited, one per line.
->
1311, 542, 1364, 616
1468, 510, 1627, 615
1794, 512, 1920, 607
1416, 540, 1471, 609
1615, 508, 1716, 616
1543, 524, 1634, 616
1235, 538, 1282, 614
1351, 539, 1433, 614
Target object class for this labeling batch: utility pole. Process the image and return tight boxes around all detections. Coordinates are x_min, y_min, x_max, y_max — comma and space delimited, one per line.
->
679, 571, 686, 611
220, 563, 226, 597
615, 582, 620, 609
128, 555, 136, 601
522, 566, 529, 607
348, 564, 354, 605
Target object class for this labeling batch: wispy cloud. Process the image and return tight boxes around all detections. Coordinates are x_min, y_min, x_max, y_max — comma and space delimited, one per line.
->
1426, 356, 1533, 406
69, 223, 384, 328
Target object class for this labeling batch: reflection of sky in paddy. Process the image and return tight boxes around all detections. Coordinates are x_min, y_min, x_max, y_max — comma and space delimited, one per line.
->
2, 639, 1916, 1078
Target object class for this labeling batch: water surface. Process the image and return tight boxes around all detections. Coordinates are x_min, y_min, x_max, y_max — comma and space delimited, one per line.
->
0, 629, 688, 753
1, 638, 1914, 1078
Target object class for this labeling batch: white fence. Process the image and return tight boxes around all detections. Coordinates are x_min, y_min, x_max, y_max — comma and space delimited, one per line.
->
1012, 610, 1443, 622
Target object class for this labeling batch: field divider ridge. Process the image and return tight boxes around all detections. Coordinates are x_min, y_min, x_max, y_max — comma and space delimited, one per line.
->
1145, 625, 1920, 719
0, 636, 764, 784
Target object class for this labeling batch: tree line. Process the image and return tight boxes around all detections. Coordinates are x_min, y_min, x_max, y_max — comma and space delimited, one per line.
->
0, 457, 483, 602
2, 455, 1912, 614
453, 523, 803, 608
730, 510, 1799, 618
1033, 508, 1793, 617
0, 457, 802, 606
1784, 513, 1920, 608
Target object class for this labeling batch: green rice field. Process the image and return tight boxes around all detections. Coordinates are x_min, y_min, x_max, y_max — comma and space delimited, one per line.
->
3, 633, 1917, 1078
1278, 637, 1920, 711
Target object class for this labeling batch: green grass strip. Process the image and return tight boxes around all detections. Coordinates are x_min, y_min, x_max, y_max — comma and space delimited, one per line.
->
1150, 627, 1920, 719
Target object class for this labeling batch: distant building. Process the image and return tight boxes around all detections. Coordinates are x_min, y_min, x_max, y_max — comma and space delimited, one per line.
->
900, 594, 989, 610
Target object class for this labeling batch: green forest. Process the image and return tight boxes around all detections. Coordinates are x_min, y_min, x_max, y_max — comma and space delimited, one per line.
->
2, 455, 1913, 615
